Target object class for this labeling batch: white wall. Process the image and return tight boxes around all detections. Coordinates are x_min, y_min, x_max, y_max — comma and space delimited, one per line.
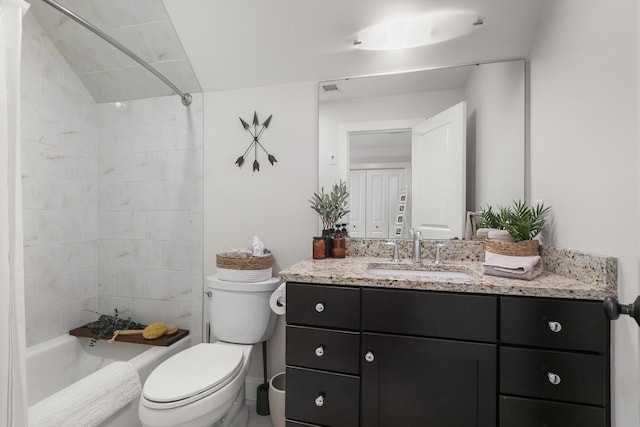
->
464, 60, 525, 209
21, 12, 100, 346
204, 82, 318, 381
529, 0, 638, 425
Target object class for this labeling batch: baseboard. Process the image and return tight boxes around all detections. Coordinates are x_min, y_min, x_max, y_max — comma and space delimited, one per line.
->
245, 375, 264, 401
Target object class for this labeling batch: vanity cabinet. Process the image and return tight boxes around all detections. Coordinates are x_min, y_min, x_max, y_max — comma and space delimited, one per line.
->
499, 296, 610, 427
285, 283, 610, 427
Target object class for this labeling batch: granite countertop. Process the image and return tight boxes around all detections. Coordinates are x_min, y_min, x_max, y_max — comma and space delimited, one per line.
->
278, 256, 617, 301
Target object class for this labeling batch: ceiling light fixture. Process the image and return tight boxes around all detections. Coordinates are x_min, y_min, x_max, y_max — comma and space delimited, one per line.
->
354, 11, 482, 51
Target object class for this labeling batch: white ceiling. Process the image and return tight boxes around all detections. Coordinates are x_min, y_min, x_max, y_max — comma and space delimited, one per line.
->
163, 0, 543, 92
29, 0, 544, 102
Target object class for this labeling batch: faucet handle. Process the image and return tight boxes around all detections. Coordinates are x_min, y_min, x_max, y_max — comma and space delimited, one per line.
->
384, 241, 400, 262
434, 243, 448, 265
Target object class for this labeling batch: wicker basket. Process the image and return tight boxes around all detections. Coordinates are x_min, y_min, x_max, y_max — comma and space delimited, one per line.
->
216, 253, 273, 270
485, 239, 539, 257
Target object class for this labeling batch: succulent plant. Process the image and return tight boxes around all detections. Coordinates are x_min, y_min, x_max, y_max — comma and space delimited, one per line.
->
309, 180, 350, 231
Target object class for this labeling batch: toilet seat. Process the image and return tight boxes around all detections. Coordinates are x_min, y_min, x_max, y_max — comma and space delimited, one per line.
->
142, 343, 244, 410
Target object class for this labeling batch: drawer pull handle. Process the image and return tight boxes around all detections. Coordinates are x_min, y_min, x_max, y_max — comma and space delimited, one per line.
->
365, 351, 375, 363
547, 372, 561, 385
315, 302, 325, 313
547, 321, 562, 333
315, 346, 325, 357
315, 394, 325, 407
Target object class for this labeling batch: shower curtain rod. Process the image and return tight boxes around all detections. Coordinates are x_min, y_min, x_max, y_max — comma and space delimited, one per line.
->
40, 0, 193, 106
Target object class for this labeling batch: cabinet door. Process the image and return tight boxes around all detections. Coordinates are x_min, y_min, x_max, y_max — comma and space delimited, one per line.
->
362, 333, 496, 427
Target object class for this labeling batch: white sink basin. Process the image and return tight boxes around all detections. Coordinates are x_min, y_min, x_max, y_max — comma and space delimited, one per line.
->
366, 267, 474, 279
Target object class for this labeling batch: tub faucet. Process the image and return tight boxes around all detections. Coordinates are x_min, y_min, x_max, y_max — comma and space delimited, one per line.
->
434, 243, 448, 265
384, 241, 400, 263
411, 230, 422, 263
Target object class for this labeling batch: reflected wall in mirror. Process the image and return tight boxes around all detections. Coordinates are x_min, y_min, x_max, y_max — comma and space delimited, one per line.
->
319, 60, 525, 239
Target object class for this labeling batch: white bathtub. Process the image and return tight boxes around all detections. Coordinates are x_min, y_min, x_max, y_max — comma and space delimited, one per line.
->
27, 334, 190, 427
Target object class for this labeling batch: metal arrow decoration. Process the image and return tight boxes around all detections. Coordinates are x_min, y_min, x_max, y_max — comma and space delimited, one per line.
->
236, 111, 277, 172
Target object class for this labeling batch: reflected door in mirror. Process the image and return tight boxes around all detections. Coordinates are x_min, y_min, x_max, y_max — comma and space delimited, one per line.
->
349, 169, 407, 238
412, 102, 466, 239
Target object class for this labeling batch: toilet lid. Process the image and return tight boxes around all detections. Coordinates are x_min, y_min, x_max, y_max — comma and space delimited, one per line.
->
143, 343, 244, 406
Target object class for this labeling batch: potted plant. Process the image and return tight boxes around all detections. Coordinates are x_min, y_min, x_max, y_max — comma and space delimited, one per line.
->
480, 200, 551, 256
310, 180, 350, 257
309, 179, 350, 232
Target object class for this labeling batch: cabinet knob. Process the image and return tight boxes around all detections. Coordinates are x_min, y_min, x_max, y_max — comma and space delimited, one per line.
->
547, 372, 561, 385
315, 394, 325, 407
315, 302, 325, 313
315, 345, 325, 357
364, 351, 375, 363
547, 321, 562, 333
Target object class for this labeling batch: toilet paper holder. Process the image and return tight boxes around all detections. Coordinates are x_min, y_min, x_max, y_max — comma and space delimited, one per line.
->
270, 282, 286, 315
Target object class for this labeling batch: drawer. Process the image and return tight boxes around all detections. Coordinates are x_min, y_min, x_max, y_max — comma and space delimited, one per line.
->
363, 288, 497, 342
286, 325, 360, 374
500, 296, 607, 353
500, 347, 606, 406
287, 283, 360, 330
286, 367, 359, 427
500, 396, 606, 427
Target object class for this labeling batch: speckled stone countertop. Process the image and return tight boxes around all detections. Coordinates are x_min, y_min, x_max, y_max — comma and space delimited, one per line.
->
278, 240, 618, 301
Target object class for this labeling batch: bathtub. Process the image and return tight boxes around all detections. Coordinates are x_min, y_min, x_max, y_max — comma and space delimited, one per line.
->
27, 334, 190, 427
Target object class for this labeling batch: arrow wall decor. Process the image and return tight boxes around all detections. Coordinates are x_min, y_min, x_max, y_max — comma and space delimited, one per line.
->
236, 111, 277, 172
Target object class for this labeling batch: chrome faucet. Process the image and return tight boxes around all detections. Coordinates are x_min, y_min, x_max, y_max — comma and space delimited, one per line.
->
434, 243, 448, 265
384, 241, 400, 263
411, 230, 422, 263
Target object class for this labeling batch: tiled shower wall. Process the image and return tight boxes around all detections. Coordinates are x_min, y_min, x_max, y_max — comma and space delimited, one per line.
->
96, 95, 203, 344
21, 12, 204, 346
21, 12, 100, 346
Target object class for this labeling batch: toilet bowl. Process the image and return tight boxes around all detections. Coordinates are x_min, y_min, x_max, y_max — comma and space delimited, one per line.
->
138, 275, 281, 427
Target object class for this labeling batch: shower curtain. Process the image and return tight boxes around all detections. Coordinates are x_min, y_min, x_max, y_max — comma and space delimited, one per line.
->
0, 0, 30, 425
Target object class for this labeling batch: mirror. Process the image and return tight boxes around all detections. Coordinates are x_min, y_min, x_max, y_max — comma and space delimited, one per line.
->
318, 60, 525, 239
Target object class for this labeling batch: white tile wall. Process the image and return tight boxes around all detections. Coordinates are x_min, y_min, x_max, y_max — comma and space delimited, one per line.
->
96, 94, 204, 345
28, 0, 202, 103
21, 12, 100, 346
22, 12, 204, 347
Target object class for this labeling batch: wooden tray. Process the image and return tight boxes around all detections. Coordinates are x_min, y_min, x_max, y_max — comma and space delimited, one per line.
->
69, 326, 189, 347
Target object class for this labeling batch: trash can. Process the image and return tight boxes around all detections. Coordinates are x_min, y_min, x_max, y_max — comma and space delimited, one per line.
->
269, 372, 285, 427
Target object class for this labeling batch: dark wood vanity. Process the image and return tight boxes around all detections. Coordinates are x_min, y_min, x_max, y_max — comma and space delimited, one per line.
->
284, 282, 610, 427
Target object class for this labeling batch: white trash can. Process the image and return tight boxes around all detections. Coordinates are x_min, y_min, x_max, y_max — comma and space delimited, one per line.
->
269, 372, 285, 427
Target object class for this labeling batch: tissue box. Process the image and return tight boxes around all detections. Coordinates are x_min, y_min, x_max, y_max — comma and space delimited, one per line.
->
216, 252, 273, 282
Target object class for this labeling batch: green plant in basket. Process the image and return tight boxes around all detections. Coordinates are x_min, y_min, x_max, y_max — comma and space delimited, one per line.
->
309, 179, 350, 231
480, 200, 551, 242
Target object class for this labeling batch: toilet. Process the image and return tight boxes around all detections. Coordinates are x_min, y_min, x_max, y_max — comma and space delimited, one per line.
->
138, 275, 281, 427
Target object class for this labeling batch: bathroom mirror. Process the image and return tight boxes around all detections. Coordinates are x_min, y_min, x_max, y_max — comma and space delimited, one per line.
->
318, 60, 525, 239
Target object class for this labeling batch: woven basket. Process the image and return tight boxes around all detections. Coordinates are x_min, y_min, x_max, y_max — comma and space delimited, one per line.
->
216, 253, 273, 271
485, 239, 539, 257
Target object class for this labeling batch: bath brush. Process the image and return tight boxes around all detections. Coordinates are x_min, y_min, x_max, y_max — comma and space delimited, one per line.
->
108, 321, 168, 342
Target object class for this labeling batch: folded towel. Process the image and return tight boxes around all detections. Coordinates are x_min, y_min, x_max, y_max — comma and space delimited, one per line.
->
483, 251, 543, 280
475, 228, 491, 239
487, 229, 514, 243
29, 361, 141, 427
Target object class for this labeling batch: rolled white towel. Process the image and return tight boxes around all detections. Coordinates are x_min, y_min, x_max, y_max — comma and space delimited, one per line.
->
487, 229, 514, 243
483, 251, 543, 280
29, 361, 141, 427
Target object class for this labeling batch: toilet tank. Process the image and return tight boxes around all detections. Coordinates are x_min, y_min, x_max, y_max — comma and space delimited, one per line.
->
206, 275, 281, 344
